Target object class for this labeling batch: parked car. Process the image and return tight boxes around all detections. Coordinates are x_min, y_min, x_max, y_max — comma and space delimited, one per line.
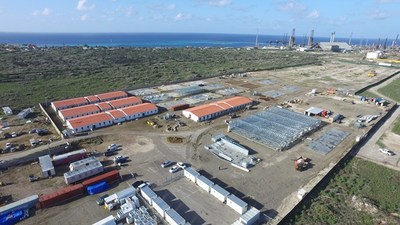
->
132, 180, 150, 189
29, 128, 37, 134
114, 155, 128, 164
37, 129, 49, 136
379, 148, 395, 156
176, 162, 187, 169
169, 166, 180, 173
11, 132, 17, 138
96, 194, 109, 205
3, 133, 11, 139
108, 144, 118, 150
161, 160, 172, 168
104, 150, 117, 157
28, 174, 39, 182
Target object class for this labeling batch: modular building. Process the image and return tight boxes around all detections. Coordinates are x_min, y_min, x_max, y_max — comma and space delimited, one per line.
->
210, 184, 230, 203
2, 106, 13, 115
196, 175, 214, 193
108, 96, 142, 109
237, 207, 260, 225
51, 97, 89, 111
84, 95, 100, 104
52, 149, 87, 166
226, 194, 248, 214
96, 102, 113, 112
140, 185, 157, 205
183, 167, 200, 183
106, 110, 127, 124
0, 195, 38, 216
92, 215, 116, 225
165, 209, 186, 225
182, 96, 253, 122
64, 161, 104, 184
120, 103, 159, 121
17, 108, 34, 119
96, 91, 128, 102
69, 156, 99, 171
38, 155, 55, 178
66, 112, 114, 133
152, 196, 170, 218
58, 104, 101, 121
115, 187, 136, 203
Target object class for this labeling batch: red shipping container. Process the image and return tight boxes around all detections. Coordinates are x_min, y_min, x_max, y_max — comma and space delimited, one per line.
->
82, 170, 120, 187
39, 184, 85, 208
52, 153, 87, 166
170, 104, 190, 111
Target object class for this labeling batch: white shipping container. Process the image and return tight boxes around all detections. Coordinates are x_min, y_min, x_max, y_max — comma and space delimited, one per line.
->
183, 167, 200, 183
210, 184, 230, 203
196, 176, 214, 193
152, 197, 170, 218
92, 215, 116, 225
239, 207, 260, 225
226, 194, 248, 215
165, 209, 186, 225
140, 186, 157, 205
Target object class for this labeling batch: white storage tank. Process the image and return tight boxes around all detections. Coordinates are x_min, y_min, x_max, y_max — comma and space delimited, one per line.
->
92, 215, 116, 225
210, 184, 230, 203
165, 208, 186, 225
226, 194, 248, 214
140, 185, 157, 205
196, 175, 214, 193
183, 167, 200, 183
152, 196, 170, 218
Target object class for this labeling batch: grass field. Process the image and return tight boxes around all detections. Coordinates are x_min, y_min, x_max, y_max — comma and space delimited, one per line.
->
357, 90, 381, 98
378, 77, 400, 102
392, 116, 400, 135
0, 47, 320, 110
290, 158, 400, 225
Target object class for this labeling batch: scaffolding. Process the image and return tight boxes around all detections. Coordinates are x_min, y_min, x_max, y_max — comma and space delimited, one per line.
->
308, 129, 349, 155
229, 107, 321, 151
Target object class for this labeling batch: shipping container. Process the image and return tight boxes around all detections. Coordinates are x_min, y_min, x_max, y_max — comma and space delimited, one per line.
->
170, 104, 190, 111
92, 215, 116, 225
0, 195, 38, 217
87, 181, 109, 195
52, 149, 87, 166
82, 170, 120, 187
0, 209, 29, 225
64, 161, 104, 184
39, 184, 85, 209
226, 194, 248, 215
196, 176, 214, 193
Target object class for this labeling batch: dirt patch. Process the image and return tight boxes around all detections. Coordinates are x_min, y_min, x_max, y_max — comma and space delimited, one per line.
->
166, 136, 184, 144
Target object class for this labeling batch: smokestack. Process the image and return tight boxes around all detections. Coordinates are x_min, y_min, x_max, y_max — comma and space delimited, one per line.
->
332, 32, 335, 43
308, 30, 314, 46
289, 28, 295, 49
383, 37, 388, 50
349, 32, 353, 45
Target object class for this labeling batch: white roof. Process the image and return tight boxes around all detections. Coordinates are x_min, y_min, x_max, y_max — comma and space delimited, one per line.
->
152, 197, 170, 211
227, 194, 248, 208
211, 184, 230, 196
165, 209, 185, 224
64, 161, 103, 178
184, 167, 200, 177
305, 107, 324, 115
140, 185, 157, 199
240, 207, 260, 223
52, 149, 87, 161
38, 155, 54, 172
92, 215, 115, 225
69, 156, 99, 169
197, 175, 214, 187
116, 187, 136, 200
104, 194, 118, 204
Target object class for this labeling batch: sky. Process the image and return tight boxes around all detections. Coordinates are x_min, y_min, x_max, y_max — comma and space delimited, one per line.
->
0, 0, 399, 39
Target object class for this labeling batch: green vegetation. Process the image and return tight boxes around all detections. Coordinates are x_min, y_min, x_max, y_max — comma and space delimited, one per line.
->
378, 77, 400, 102
0, 47, 320, 110
392, 116, 400, 135
358, 90, 381, 98
291, 158, 400, 225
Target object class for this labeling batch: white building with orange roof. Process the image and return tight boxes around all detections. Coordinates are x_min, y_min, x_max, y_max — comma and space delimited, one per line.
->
95, 102, 113, 112
108, 96, 142, 109
51, 97, 89, 111
66, 112, 113, 133
95, 91, 128, 102
182, 96, 253, 122
84, 95, 100, 104
58, 104, 101, 121
120, 103, 158, 121
106, 109, 127, 123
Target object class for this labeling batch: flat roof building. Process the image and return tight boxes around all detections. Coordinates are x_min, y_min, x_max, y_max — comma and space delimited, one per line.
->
38, 155, 55, 178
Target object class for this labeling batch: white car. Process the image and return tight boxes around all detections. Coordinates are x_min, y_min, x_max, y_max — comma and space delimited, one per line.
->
108, 144, 118, 150
176, 162, 187, 169
379, 148, 395, 156
169, 166, 180, 173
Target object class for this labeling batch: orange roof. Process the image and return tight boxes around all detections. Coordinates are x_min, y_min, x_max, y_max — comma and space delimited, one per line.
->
85, 95, 100, 103
67, 112, 113, 129
96, 91, 128, 101
120, 103, 158, 115
185, 96, 252, 118
96, 102, 112, 111
106, 110, 126, 119
59, 104, 100, 118
52, 97, 88, 109
108, 96, 142, 108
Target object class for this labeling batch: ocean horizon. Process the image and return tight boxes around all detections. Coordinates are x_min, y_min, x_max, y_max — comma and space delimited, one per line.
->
0, 32, 392, 48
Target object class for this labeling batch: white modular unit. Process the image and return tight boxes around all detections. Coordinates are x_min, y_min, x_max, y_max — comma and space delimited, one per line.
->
63, 161, 103, 184
116, 199, 136, 221
69, 156, 99, 171
165, 209, 186, 225
104, 194, 118, 208
210, 184, 230, 203
196, 175, 214, 193
239, 207, 260, 225
92, 215, 116, 225
140, 186, 157, 205
38, 155, 55, 178
116, 187, 136, 202
226, 194, 248, 215
183, 167, 200, 183
152, 197, 171, 218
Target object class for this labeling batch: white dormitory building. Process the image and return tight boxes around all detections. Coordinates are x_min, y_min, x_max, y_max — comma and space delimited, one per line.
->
182, 96, 253, 122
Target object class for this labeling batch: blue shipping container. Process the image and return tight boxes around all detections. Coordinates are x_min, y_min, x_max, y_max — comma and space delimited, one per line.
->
0, 210, 27, 225
86, 181, 109, 195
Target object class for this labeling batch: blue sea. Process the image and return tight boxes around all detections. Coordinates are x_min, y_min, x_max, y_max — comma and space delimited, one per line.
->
0, 32, 389, 48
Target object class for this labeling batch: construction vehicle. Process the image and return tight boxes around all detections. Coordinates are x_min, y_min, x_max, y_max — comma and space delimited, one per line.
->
368, 70, 377, 77
294, 156, 309, 171
146, 120, 159, 128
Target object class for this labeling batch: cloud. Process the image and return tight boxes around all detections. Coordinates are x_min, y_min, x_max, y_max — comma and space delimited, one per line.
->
208, 0, 232, 7
307, 10, 320, 19
32, 8, 52, 16
167, 4, 176, 10
147, 3, 176, 11
279, 1, 307, 12
327, 16, 347, 26
77, 0, 95, 11
80, 14, 88, 21
370, 10, 388, 20
175, 13, 192, 21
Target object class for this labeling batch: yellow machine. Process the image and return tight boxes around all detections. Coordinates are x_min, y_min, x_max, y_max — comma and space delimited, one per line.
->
368, 70, 376, 77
